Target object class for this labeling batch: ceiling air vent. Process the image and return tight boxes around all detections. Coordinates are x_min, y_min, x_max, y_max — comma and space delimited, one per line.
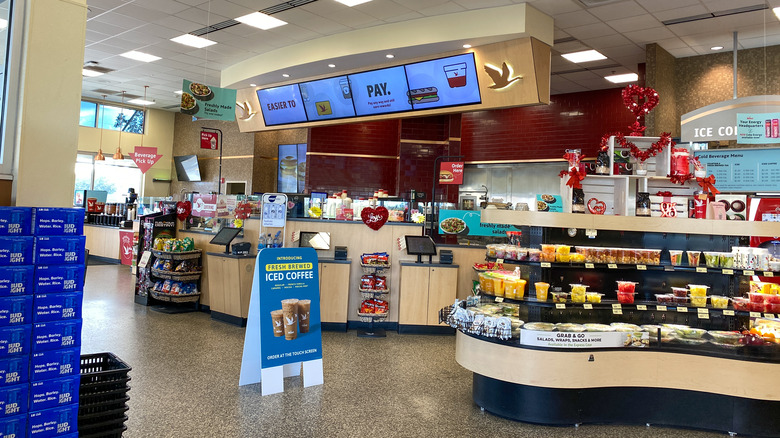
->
578, 0, 627, 7
82, 66, 115, 74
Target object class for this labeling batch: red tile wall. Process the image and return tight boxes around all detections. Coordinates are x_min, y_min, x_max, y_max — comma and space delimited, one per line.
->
400, 115, 450, 141
461, 88, 637, 161
309, 120, 400, 155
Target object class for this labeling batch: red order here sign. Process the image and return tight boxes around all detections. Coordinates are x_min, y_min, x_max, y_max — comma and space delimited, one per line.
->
439, 161, 464, 184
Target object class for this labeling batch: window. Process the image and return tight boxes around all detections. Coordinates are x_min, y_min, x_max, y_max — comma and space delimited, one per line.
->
74, 153, 143, 204
78, 101, 145, 134
0, 1, 15, 165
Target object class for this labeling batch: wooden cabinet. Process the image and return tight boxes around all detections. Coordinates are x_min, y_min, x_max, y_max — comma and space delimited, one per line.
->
399, 263, 458, 327
206, 253, 255, 326
319, 260, 350, 325
84, 225, 121, 260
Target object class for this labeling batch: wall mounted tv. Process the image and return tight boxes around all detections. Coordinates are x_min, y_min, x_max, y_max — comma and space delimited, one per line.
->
173, 155, 202, 182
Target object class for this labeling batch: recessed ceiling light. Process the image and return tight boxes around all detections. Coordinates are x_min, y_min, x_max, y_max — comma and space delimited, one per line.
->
328, 64, 336, 68
170, 34, 216, 48
386, 54, 394, 59
711, 46, 724, 51
82, 69, 104, 77
282, 74, 290, 78
562, 49, 607, 63
335, 0, 372, 6
174, 90, 183, 95
128, 98, 155, 106
463, 44, 472, 49
605, 73, 638, 84
235, 12, 287, 30
0, 19, 7, 30
120, 51, 161, 63
774, 6, 780, 20
250, 83, 257, 87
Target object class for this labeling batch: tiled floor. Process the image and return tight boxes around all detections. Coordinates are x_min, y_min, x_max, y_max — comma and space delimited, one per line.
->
82, 264, 724, 438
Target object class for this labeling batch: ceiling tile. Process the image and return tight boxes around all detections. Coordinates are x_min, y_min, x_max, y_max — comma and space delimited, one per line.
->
666, 46, 699, 57
554, 10, 600, 28
225, 0, 279, 9
634, 0, 701, 13
125, 0, 190, 15
587, 1, 647, 21
622, 26, 675, 44
383, 11, 426, 24
599, 44, 645, 58
86, 0, 127, 10
194, 1, 254, 18
702, 0, 769, 13
608, 14, 663, 33
651, 5, 710, 23
581, 33, 634, 49
95, 12, 148, 30
87, 6, 108, 20
86, 21, 128, 38
175, 7, 230, 26
554, 28, 571, 40
358, 1, 417, 20
527, 0, 582, 16
174, 0, 212, 6
740, 35, 780, 49
417, 2, 468, 16
566, 23, 618, 40
152, 16, 203, 33
653, 36, 690, 50
453, 0, 514, 8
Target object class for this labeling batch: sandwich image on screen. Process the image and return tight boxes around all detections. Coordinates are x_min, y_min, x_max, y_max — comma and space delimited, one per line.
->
408, 87, 439, 105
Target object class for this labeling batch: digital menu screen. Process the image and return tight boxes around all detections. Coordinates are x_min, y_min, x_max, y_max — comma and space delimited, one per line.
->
299, 76, 356, 121
257, 85, 307, 126
404, 53, 481, 110
347, 66, 413, 116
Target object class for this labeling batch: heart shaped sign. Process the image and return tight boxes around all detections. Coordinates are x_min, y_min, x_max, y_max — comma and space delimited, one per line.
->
176, 201, 192, 221
361, 206, 389, 231
587, 198, 606, 215
622, 85, 659, 118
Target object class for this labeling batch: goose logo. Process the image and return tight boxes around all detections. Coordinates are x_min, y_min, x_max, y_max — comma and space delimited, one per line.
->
236, 101, 256, 120
483, 62, 522, 90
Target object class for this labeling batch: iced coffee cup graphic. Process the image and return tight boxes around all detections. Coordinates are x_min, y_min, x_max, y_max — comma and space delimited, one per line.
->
443, 62, 467, 88
270, 310, 284, 337
281, 299, 299, 340
298, 300, 311, 333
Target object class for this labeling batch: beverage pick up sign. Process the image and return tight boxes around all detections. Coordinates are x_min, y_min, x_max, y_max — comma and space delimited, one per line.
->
180, 79, 237, 122
239, 248, 323, 395
129, 147, 162, 174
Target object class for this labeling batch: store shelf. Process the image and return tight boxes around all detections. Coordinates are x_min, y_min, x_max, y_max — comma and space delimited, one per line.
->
151, 249, 202, 260
481, 209, 780, 237
150, 269, 202, 281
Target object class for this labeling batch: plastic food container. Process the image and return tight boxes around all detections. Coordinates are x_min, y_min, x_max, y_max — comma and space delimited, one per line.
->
503, 278, 520, 299
522, 322, 554, 331
584, 323, 615, 332
540, 244, 556, 262
689, 295, 707, 307
593, 247, 607, 263
486, 244, 497, 258
569, 252, 585, 263
505, 245, 518, 260
768, 303, 780, 313
674, 327, 707, 339
719, 253, 735, 268
617, 248, 630, 264
617, 291, 636, 304
686, 250, 701, 266
671, 287, 688, 298
647, 249, 662, 265
617, 281, 637, 293
555, 245, 571, 262
611, 322, 641, 332
732, 296, 749, 311
570, 287, 587, 303
555, 323, 585, 332
673, 295, 689, 304
534, 282, 550, 301
688, 284, 709, 297
704, 252, 720, 268
655, 293, 674, 303
710, 295, 729, 309
495, 245, 507, 259
669, 250, 684, 266
552, 292, 568, 303
586, 292, 604, 303
515, 248, 529, 261
478, 273, 494, 294
707, 330, 743, 345
749, 301, 766, 312
749, 292, 767, 303
527, 249, 541, 262
767, 294, 780, 304
575, 246, 592, 262
641, 325, 675, 337
491, 277, 505, 297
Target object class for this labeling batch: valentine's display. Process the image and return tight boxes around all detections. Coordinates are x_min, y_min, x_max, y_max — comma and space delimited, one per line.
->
361, 206, 389, 231
572, 188, 585, 214
176, 201, 192, 222
358, 252, 391, 338
635, 192, 651, 217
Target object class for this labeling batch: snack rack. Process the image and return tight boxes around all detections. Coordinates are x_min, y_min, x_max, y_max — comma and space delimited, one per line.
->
357, 259, 391, 338
148, 248, 202, 307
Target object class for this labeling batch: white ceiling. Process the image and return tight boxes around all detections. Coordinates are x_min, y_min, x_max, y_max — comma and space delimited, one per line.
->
81, 0, 780, 110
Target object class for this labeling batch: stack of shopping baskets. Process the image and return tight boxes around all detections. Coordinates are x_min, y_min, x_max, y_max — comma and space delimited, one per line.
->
79, 353, 132, 437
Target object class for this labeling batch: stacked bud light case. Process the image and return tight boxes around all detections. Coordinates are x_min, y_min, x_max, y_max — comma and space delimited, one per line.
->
0, 207, 84, 438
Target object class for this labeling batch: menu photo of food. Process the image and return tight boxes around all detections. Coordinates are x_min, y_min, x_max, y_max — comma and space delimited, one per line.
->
536, 194, 563, 212
439, 217, 468, 235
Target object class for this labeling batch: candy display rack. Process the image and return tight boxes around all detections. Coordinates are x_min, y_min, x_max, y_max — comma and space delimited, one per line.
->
147, 248, 202, 309
357, 261, 390, 338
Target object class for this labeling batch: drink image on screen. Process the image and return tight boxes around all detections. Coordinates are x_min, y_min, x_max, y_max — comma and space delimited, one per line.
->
339, 78, 351, 99
281, 299, 299, 340
766, 120, 772, 138
271, 310, 284, 337
298, 299, 311, 333
773, 119, 779, 138
300, 84, 310, 102
443, 62, 467, 88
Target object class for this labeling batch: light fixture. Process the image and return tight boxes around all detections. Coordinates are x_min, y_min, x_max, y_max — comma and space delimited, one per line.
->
114, 91, 126, 160
335, 0, 372, 6
385, 54, 394, 59
250, 83, 257, 87
282, 74, 290, 78
82, 69, 104, 77
605, 73, 639, 83
170, 34, 216, 48
128, 98, 155, 106
562, 49, 607, 63
328, 64, 336, 68
95, 95, 107, 161
774, 6, 780, 20
120, 51, 161, 63
235, 12, 287, 30
463, 44, 472, 49
711, 46, 724, 51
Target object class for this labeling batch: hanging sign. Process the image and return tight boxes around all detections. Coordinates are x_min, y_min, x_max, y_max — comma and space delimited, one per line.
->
191, 194, 218, 218
439, 161, 464, 184
129, 147, 162, 174
181, 79, 237, 121
440, 210, 511, 237
201, 131, 219, 150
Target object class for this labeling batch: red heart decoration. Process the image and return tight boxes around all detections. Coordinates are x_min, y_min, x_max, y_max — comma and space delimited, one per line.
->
176, 201, 192, 222
587, 198, 606, 215
234, 202, 252, 220
622, 85, 659, 118
361, 206, 389, 231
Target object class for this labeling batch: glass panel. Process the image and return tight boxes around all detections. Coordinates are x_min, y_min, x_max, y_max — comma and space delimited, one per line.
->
79, 101, 97, 127
93, 161, 142, 203
0, 1, 12, 160
98, 105, 145, 133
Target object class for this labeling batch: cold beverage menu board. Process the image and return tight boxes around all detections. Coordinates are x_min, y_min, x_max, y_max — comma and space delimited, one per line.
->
255, 53, 481, 126
694, 148, 780, 192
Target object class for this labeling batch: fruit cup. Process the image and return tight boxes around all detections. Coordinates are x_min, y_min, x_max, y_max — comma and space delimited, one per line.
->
617, 291, 636, 304
540, 244, 556, 262
479, 272, 494, 295
719, 252, 735, 268
515, 279, 527, 299
690, 295, 707, 308
647, 249, 662, 265
555, 245, 571, 263
710, 295, 729, 309
655, 293, 674, 303
671, 287, 688, 298
617, 281, 637, 293
552, 292, 568, 303
503, 278, 519, 299
586, 292, 604, 303
686, 251, 701, 266
704, 252, 720, 268
669, 250, 684, 266
535, 282, 550, 301
570, 284, 588, 303
732, 296, 749, 311
688, 284, 709, 297
492, 276, 505, 297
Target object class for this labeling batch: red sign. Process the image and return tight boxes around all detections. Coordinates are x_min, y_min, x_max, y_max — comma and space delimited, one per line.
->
192, 194, 218, 218
119, 231, 134, 266
129, 146, 162, 174
439, 161, 464, 184
201, 131, 219, 150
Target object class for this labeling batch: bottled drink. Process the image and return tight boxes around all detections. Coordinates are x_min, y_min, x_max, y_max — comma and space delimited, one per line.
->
266, 234, 272, 248
258, 235, 266, 249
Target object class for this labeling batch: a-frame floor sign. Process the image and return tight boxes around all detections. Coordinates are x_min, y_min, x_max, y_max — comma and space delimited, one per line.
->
239, 247, 324, 395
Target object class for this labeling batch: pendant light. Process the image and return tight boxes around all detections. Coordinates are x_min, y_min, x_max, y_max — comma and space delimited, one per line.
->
95, 95, 106, 161
113, 91, 125, 160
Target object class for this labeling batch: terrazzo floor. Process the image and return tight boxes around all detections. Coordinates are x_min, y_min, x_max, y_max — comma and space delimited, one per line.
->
82, 264, 726, 438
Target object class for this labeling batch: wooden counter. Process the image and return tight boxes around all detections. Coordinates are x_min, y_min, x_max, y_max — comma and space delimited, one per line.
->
84, 224, 125, 261
398, 262, 458, 333
206, 252, 255, 326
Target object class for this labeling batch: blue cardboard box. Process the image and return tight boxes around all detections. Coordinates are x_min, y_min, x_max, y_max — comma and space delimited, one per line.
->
34, 238, 85, 266
32, 321, 81, 352
30, 349, 79, 382
0, 357, 28, 388
33, 266, 84, 294
0, 414, 27, 437
0, 238, 33, 267
30, 376, 79, 412
27, 404, 77, 437
32, 293, 82, 323
0, 326, 31, 358
0, 208, 33, 236
0, 297, 32, 327
0, 266, 35, 297
0, 384, 27, 418
33, 209, 84, 237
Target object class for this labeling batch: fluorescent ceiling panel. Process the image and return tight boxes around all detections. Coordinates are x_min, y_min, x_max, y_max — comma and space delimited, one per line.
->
561, 49, 607, 63
170, 34, 217, 48
235, 12, 287, 30
120, 51, 162, 62
335, 0, 373, 6
605, 73, 638, 83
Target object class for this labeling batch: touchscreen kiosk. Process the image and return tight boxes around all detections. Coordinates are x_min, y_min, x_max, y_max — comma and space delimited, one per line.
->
210, 227, 242, 254
298, 232, 330, 250
405, 235, 437, 264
